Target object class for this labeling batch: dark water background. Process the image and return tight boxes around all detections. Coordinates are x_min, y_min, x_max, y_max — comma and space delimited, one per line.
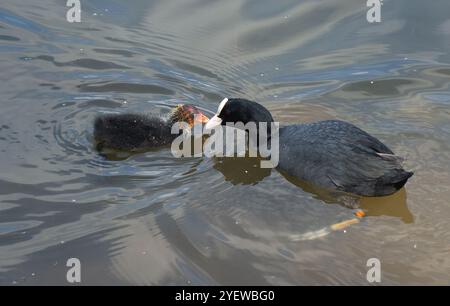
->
0, 0, 450, 285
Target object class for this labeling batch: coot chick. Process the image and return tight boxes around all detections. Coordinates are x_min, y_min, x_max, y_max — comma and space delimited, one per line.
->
94, 104, 209, 151
205, 98, 413, 197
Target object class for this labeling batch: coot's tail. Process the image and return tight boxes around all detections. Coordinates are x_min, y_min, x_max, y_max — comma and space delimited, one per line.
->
94, 115, 116, 151
93, 116, 107, 140
374, 169, 413, 196
94, 115, 119, 148
392, 170, 414, 190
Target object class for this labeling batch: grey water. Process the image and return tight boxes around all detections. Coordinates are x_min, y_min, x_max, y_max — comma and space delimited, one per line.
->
0, 0, 450, 285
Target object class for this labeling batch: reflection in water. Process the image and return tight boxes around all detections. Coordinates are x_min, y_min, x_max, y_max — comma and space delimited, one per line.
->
213, 156, 272, 185
279, 170, 413, 223
360, 188, 414, 224
0, 0, 450, 285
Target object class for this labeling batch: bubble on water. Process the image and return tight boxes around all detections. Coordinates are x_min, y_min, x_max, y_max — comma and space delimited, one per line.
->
370, 81, 374, 84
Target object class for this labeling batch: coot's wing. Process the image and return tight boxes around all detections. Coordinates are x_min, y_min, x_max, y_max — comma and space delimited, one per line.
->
278, 120, 412, 196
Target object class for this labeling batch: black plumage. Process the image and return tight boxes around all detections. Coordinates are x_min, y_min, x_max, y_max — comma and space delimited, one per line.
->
94, 113, 174, 151
206, 98, 413, 197
278, 120, 413, 196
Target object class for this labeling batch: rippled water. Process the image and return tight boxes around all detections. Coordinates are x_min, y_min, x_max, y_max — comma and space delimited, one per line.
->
1, 0, 450, 285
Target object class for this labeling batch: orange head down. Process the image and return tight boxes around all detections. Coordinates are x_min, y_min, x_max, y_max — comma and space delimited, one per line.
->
170, 104, 209, 127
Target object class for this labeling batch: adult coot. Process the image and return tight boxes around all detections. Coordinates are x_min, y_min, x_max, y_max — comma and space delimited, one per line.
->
205, 98, 413, 197
94, 104, 209, 151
